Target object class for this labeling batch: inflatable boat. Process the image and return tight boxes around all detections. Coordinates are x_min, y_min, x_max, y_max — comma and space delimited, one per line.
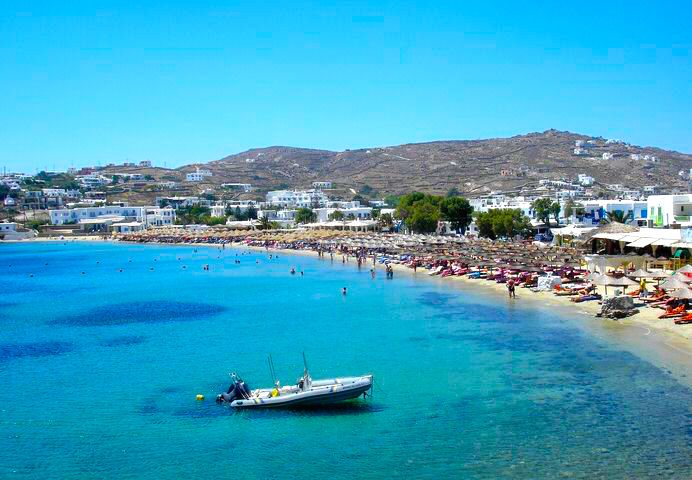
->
216, 360, 373, 408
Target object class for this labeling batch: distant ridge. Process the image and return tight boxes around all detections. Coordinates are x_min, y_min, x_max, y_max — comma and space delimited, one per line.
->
108, 130, 692, 196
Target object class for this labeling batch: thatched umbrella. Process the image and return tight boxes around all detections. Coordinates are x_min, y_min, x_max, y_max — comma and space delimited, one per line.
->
596, 274, 638, 295
661, 277, 690, 291
676, 264, 692, 274
628, 268, 658, 279
670, 287, 692, 300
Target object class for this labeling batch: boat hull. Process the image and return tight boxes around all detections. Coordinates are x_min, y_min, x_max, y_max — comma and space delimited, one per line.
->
229, 376, 372, 408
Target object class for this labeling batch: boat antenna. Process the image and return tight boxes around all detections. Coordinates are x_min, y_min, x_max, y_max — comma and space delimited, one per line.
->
302, 351, 309, 374
268, 354, 277, 384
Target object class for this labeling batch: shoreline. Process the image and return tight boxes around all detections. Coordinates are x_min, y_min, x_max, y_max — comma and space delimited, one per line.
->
235, 241, 692, 386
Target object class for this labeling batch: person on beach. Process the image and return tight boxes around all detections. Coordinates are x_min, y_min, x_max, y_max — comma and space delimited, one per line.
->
507, 279, 516, 299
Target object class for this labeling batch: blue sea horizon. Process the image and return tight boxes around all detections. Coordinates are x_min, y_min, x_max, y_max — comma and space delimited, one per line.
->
1, 241, 690, 479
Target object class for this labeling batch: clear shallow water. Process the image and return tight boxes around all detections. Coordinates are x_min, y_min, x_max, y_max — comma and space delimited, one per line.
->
1, 242, 691, 479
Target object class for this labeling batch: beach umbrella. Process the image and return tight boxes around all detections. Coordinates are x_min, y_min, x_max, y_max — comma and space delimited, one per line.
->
669, 272, 692, 283
670, 287, 692, 299
676, 264, 692, 274
661, 277, 690, 291
627, 268, 658, 279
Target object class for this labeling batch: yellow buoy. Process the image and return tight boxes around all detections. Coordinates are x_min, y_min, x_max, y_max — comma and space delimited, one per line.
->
196, 394, 204, 401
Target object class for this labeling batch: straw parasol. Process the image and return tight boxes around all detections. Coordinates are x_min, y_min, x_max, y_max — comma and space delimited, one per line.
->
670, 287, 692, 299
627, 268, 658, 279
602, 275, 639, 287
661, 277, 690, 291
676, 264, 692, 274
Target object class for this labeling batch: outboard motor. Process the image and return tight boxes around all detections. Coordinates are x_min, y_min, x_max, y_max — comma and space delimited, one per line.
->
216, 373, 250, 403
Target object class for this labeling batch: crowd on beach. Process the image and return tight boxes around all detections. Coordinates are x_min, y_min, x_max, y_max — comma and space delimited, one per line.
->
116, 228, 692, 327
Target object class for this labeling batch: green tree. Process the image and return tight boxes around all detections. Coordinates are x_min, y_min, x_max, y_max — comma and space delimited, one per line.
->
549, 201, 561, 223
606, 210, 633, 224
175, 205, 211, 224
475, 209, 532, 240
258, 216, 272, 230
475, 212, 496, 239
531, 198, 553, 224
0, 185, 9, 201
395, 192, 442, 221
440, 196, 474, 233
378, 212, 394, 230
446, 187, 460, 197
246, 205, 258, 220
406, 202, 440, 233
328, 210, 344, 221
563, 199, 575, 218
384, 195, 400, 208
295, 207, 316, 224
234, 206, 246, 221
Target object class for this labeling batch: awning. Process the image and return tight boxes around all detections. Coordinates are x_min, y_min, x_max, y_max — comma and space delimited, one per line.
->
654, 239, 682, 247
671, 242, 692, 249
592, 233, 627, 241
620, 234, 641, 243
627, 237, 656, 248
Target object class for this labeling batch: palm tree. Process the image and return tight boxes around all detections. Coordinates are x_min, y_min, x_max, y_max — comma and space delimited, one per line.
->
258, 216, 272, 230
606, 210, 633, 224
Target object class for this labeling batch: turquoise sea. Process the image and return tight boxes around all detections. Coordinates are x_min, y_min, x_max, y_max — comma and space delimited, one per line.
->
1, 241, 691, 479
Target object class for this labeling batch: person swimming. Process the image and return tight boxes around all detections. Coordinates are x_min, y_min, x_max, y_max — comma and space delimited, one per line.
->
290, 267, 296, 274
342, 287, 347, 295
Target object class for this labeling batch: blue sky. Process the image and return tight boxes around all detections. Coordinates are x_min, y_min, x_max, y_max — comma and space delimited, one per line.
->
1, 1, 690, 172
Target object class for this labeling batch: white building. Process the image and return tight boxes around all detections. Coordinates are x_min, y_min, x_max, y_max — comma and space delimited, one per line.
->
314, 206, 372, 222
577, 174, 594, 186
186, 167, 212, 182
42, 188, 81, 198
647, 194, 692, 228
312, 181, 332, 189
265, 189, 329, 208
630, 154, 642, 161
602, 152, 614, 160
573, 148, 589, 156
139, 160, 152, 168
579, 199, 648, 225
210, 205, 226, 218
77, 174, 111, 188
0, 223, 36, 240
49, 205, 175, 227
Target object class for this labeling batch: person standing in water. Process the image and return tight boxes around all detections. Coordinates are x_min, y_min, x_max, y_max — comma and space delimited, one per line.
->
507, 279, 516, 299
342, 287, 347, 295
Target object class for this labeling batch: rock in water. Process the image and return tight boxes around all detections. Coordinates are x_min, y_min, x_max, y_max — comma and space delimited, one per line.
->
598, 295, 639, 319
